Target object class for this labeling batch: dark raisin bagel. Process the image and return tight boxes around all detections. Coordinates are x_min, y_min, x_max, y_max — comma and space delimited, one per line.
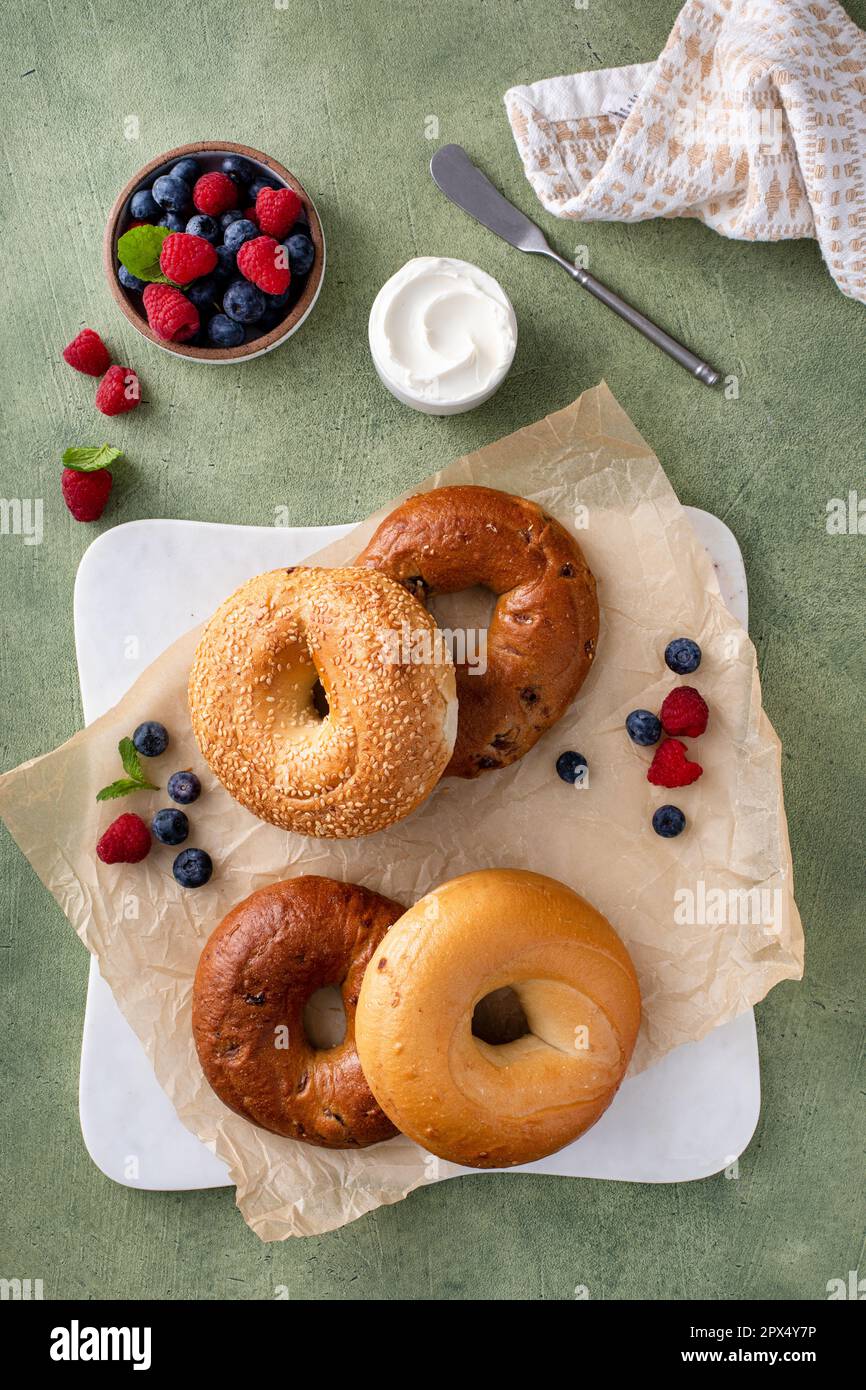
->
356, 485, 599, 777
192, 876, 402, 1148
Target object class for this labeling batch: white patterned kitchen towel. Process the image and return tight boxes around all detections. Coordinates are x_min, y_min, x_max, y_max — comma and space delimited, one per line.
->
504, 0, 866, 302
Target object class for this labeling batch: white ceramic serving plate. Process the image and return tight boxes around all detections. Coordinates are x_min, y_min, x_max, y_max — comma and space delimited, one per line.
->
74, 513, 757, 1192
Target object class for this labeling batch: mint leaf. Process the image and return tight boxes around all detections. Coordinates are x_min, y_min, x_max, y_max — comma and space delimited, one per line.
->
95, 738, 158, 800
117, 224, 171, 283
119, 737, 143, 780
62, 445, 123, 474
96, 778, 146, 802
118, 737, 157, 788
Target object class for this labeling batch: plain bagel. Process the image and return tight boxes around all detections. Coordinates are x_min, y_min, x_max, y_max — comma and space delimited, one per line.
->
356, 485, 599, 777
188, 566, 457, 838
355, 869, 641, 1168
193, 876, 404, 1147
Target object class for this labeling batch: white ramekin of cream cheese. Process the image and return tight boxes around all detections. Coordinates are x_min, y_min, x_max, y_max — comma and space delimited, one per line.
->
368, 256, 517, 415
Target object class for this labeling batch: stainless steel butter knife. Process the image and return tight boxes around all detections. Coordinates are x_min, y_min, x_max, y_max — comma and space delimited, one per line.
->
430, 143, 720, 388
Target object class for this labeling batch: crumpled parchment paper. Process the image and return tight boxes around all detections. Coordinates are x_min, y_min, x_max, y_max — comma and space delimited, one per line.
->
0, 383, 803, 1239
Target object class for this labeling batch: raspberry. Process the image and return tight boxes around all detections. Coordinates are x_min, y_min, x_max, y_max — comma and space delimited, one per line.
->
647, 739, 703, 788
96, 365, 141, 416
63, 328, 111, 377
255, 185, 303, 239
237, 235, 290, 295
159, 232, 217, 285
96, 812, 151, 864
142, 283, 200, 342
62, 467, 113, 522
660, 686, 709, 738
193, 171, 239, 216
243, 205, 259, 226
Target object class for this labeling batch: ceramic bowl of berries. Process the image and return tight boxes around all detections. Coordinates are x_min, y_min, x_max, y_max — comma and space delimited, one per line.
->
104, 141, 325, 362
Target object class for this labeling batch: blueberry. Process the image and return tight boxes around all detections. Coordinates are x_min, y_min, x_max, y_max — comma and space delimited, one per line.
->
626, 709, 662, 746
258, 290, 292, 329
221, 154, 256, 186
118, 264, 146, 292
186, 275, 223, 311
152, 808, 189, 846
248, 175, 279, 200
214, 244, 236, 279
170, 157, 201, 184
173, 848, 213, 889
555, 750, 588, 785
132, 721, 169, 758
207, 313, 245, 346
664, 637, 702, 675
152, 174, 191, 212
223, 279, 266, 323
186, 213, 220, 244
223, 218, 258, 253
652, 804, 687, 838
157, 211, 185, 232
219, 209, 245, 231
167, 770, 201, 805
283, 232, 314, 277
130, 187, 159, 219
265, 286, 292, 307
256, 307, 288, 336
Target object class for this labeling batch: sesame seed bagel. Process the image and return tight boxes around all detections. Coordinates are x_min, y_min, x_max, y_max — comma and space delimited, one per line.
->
356, 486, 599, 777
188, 566, 457, 838
355, 869, 641, 1169
193, 876, 403, 1147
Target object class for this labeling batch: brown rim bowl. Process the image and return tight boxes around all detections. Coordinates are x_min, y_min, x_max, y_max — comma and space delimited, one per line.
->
103, 140, 325, 363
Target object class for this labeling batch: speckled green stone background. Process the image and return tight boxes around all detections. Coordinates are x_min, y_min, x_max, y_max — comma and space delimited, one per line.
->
1, 0, 863, 1301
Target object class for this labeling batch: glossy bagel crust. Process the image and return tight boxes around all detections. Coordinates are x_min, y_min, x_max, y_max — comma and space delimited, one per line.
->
355, 869, 641, 1168
192, 876, 403, 1147
188, 566, 457, 837
356, 485, 599, 777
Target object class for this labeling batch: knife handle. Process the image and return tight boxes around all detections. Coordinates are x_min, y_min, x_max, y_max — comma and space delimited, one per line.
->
546, 251, 721, 387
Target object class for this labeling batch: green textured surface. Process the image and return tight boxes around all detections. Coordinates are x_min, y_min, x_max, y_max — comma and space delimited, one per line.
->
1, 0, 864, 1301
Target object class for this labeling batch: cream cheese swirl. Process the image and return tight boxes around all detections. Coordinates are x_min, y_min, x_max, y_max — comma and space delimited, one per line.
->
369, 257, 517, 405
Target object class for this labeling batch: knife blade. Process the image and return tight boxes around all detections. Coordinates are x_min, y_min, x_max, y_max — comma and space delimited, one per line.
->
430, 144, 720, 387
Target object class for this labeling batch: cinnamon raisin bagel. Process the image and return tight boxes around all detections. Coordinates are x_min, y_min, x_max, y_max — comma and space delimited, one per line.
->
356, 486, 599, 777
193, 876, 403, 1147
355, 869, 641, 1168
188, 566, 457, 838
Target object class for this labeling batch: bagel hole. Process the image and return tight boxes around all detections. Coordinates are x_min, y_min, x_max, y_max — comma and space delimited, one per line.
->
429, 587, 496, 674
253, 641, 328, 739
310, 678, 329, 719
303, 985, 346, 1050
429, 586, 496, 631
471, 986, 530, 1046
